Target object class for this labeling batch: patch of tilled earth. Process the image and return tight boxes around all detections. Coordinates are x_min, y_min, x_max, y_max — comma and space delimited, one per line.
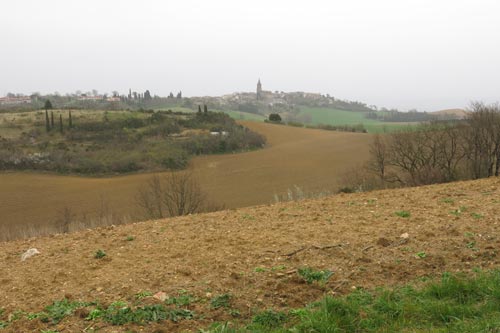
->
1, 178, 499, 332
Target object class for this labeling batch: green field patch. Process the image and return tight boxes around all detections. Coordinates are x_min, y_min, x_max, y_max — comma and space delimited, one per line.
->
296, 107, 415, 133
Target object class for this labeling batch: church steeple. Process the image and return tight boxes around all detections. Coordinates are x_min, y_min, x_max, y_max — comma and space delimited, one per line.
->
256, 79, 262, 100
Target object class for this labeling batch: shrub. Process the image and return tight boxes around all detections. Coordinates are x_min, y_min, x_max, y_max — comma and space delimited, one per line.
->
268, 113, 282, 122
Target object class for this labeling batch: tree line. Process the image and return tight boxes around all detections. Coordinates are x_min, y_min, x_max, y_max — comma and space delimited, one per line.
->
366, 102, 500, 188
365, 110, 461, 122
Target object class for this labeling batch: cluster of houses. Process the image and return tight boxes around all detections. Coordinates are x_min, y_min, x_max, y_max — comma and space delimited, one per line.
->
0, 94, 122, 106
77, 95, 121, 102
0, 96, 32, 105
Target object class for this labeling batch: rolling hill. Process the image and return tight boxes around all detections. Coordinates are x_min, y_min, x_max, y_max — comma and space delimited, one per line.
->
0, 121, 372, 240
431, 108, 468, 119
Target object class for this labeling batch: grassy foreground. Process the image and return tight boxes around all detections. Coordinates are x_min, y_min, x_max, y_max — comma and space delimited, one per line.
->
1, 270, 499, 332
207, 270, 500, 332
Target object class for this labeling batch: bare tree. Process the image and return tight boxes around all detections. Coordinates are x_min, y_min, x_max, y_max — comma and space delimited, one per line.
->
367, 134, 388, 183
57, 206, 75, 233
463, 102, 500, 178
136, 172, 222, 219
161, 172, 205, 216
365, 102, 500, 190
136, 175, 165, 219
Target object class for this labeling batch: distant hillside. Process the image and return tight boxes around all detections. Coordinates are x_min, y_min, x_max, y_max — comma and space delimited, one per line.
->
0, 121, 372, 236
431, 108, 468, 119
1, 177, 499, 332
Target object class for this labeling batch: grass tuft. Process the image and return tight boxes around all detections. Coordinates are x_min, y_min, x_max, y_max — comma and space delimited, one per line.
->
395, 210, 411, 218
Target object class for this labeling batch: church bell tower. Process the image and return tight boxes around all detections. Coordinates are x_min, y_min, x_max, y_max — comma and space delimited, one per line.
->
256, 79, 262, 100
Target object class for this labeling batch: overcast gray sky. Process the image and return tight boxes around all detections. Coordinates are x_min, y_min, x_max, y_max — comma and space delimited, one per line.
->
1, 0, 499, 110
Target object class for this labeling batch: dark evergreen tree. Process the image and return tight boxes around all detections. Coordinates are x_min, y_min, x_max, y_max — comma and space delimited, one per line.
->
44, 99, 53, 131
269, 113, 282, 122
44, 99, 52, 111
168, 92, 174, 98
198, 105, 202, 114
59, 114, 63, 133
50, 111, 54, 129
144, 90, 152, 100
176, 91, 182, 99
204, 104, 208, 113
45, 110, 50, 132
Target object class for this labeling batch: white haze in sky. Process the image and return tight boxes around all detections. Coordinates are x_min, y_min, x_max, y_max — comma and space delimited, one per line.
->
1, 0, 499, 110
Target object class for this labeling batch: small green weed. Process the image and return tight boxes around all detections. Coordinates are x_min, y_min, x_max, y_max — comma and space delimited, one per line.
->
167, 291, 195, 306
229, 309, 241, 318
167, 308, 195, 322
272, 265, 286, 271
38, 299, 90, 324
441, 197, 454, 204
395, 210, 410, 218
251, 309, 288, 328
471, 213, 484, 219
210, 294, 231, 309
135, 291, 153, 300
94, 249, 106, 259
85, 308, 103, 321
415, 252, 427, 259
241, 214, 255, 221
125, 236, 135, 241
7, 310, 25, 322
254, 267, 267, 273
104, 303, 163, 325
26, 312, 43, 320
298, 267, 333, 284
0, 321, 7, 329
103, 302, 194, 325
450, 206, 468, 216
466, 241, 477, 249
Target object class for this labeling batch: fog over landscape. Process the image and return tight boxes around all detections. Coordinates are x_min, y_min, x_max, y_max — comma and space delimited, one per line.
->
3, 2, 500, 331
1, 0, 499, 110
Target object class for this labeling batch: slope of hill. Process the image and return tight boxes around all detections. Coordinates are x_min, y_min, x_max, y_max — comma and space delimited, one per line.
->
1, 177, 499, 332
431, 108, 468, 119
0, 122, 372, 236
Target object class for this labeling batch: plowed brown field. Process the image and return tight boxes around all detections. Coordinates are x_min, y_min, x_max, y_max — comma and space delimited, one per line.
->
0, 122, 371, 234
1, 177, 499, 332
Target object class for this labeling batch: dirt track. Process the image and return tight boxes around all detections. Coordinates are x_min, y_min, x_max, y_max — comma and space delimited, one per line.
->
1, 177, 499, 332
0, 122, 372, 232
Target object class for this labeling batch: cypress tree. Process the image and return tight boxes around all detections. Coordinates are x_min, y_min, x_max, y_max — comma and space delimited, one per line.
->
59, 114, 63, 133
45, 110, 50, 132
50, 111, 54, 129
204, 104, 208, 113
198, 105, 202, 113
